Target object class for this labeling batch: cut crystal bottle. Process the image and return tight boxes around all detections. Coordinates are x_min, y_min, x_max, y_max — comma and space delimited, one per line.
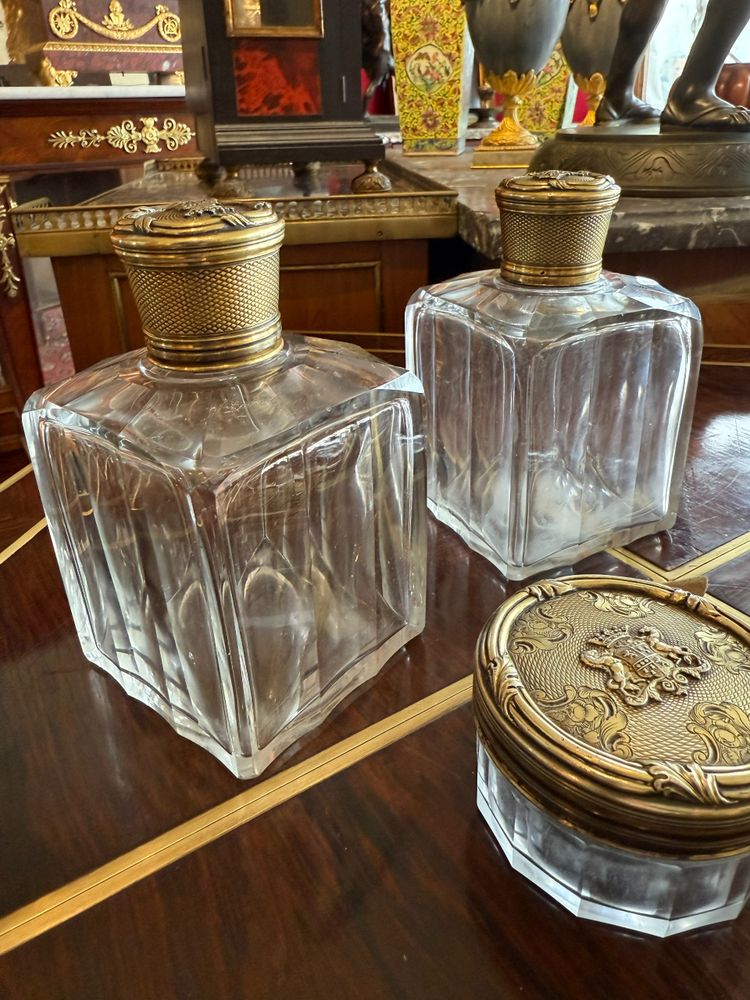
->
23, 200, 426, 777
406, 171, 702, 580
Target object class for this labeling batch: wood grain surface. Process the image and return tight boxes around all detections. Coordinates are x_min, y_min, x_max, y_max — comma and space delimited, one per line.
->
0, 466, 42, 550
627, 364, 750, 571
0, 98, 197, 172
0, 506, 645, 919
1, 705, 747, 1000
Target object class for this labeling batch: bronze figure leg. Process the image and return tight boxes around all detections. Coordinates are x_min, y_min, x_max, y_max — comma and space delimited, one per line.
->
663, 0, 750, 130
596, 0, 670, 124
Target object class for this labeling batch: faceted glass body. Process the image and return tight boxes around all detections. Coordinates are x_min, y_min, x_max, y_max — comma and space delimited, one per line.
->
477, 741, 750, 936
24, 336, 426, 777
406, 270, 702, 579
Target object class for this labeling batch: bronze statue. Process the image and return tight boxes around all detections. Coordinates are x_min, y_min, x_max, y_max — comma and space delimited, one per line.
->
598, 0, 750, 129
361, 0, 394, 115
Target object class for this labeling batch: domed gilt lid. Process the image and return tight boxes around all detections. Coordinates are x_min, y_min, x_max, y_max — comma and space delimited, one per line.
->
495, 170, 620, 287
475, 575, 750, 858
111, 199, 285, 370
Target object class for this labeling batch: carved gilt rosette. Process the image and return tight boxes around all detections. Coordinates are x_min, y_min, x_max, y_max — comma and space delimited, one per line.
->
463, 0, 569, 151
475, 575, 750, 858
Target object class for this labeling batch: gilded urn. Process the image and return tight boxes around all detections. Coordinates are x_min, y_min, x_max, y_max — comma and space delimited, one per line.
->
463, 0, 569, 160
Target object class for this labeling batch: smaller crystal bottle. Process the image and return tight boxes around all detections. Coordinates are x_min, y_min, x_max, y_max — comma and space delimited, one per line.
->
23, 200, 426, 777
406, 171, 702, 580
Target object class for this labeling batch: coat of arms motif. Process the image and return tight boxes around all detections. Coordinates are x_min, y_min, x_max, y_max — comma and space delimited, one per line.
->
580, 624, 711, 708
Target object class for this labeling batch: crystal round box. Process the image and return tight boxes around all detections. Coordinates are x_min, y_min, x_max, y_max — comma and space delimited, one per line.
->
474, 575, 750, 936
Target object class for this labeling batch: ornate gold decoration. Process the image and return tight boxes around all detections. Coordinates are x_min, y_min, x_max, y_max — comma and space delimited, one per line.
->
495, 169, 620, 287
111, 200, 285, 371
350, 163, 393, 195
48, 117, 194, 155
581, 589, 656, 618
646, 760, 733, 806
488, 656, 523, 715
668, 589, 721, 618
511, 604, 574, 653
523, 580, 576, 601
474, 574, 750, 857
10, 178, 457, 257
38, 57, 78, 86
102, 0, 133, 31
574, 71, 606, 127
580, 624, 711, 707
48, 0, 181, 43
126, 200, 256, 234
534, 685, 632, 758
0, 196, 21, 299
696, 624, 750, 674
478, 70, 540, 150
689, 702, 750, 766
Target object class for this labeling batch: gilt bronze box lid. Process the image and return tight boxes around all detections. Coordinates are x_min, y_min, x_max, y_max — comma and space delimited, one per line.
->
475, 575, 750, 859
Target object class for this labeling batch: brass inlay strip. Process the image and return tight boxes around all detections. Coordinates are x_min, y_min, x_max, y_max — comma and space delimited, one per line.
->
607, 546, 668, 581
0, 463, 31, 494
670, 531, 750, 580
701, 360, 750, 367
610, 529, 750, 584
0, 675, 472, 956
0, 518, 47, 567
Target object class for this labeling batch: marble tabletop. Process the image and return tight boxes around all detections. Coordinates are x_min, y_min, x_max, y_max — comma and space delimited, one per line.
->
387, 147, 750, 261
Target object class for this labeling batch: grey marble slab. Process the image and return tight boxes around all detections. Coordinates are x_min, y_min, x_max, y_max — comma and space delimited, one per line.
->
387, 147, 750, 261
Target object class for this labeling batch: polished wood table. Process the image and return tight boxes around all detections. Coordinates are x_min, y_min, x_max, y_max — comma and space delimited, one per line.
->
1, 347, 750, 999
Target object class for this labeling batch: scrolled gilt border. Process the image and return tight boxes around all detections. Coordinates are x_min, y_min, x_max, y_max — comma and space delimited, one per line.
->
48, 0, 181, 44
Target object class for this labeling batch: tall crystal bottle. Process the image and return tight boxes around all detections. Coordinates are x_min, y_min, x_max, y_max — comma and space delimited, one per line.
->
406, 171, 702, 579
24, 200, 426, 777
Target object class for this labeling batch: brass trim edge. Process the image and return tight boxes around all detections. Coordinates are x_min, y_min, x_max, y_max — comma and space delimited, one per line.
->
0, 463, 31, 494
607, 546, 669, 581
0, 518, 47, 567
706, 592, 750, 632
610, 533, 750, 584
0, 675, 472, 956
670, 532, 750, 581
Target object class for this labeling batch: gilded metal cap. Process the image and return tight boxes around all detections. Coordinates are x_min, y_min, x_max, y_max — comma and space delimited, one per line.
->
496, 171, 620, 287
111, 200, 284, 370
475, 576, 750, 858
